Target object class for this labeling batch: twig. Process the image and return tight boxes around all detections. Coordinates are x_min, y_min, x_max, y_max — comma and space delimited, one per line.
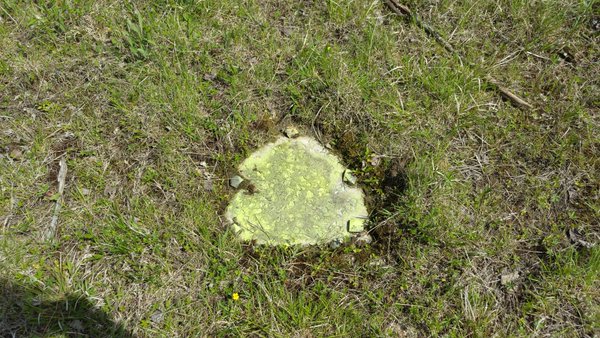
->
46, 156, 67, 240
368, 210, 401, 235
525, 51, 551, 61
383, 0, 457, 55
383, 0, 533, 110
485, 75, 533, 109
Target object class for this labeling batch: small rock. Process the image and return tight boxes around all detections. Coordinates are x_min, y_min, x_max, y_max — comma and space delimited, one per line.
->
343, 169, 357, 185
329, 238, 343, 249
80, 188, 91, 195
501, 271, 519, 285
283, 126, 299, 138
150, 310, 164, 324
355, 232, 373, 246
347, 218, 365, 233
31, 297, 42, 306
229, 175, 244, 188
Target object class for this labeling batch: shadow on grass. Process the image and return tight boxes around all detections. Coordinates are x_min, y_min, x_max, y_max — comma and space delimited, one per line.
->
0, 278, 133, 337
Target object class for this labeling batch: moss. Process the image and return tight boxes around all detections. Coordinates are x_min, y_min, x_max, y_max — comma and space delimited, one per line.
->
226, 136, 368, 245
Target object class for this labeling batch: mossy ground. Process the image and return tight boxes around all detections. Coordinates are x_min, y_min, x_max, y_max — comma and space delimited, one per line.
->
1, 0, 598, 336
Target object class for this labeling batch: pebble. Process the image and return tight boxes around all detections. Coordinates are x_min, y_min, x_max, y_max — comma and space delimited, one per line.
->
229, 175, 244, 188
329, 238, 343, 249
343, 169, 357, 185
284, 126, 299, 138
347, 218, 365, 233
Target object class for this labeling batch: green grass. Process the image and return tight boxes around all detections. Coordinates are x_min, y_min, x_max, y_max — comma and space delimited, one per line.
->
1, 0, 598, 336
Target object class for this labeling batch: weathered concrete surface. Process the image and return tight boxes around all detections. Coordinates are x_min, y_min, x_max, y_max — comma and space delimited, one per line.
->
225, 136, 368, 245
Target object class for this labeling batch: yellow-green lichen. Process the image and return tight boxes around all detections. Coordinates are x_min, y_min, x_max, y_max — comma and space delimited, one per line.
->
225, 136, 368, 245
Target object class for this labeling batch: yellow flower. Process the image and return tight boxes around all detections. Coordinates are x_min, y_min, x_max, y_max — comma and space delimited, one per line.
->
232, 292, 240, 301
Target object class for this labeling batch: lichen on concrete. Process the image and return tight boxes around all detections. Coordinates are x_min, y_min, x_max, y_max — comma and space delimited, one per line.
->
225, 136, 368, 245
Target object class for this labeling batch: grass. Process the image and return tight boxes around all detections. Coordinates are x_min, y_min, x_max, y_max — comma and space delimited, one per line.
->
1, 0, 598, 336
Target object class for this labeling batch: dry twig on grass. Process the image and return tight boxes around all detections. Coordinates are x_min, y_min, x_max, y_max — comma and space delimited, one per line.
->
383, 0, 533, 110
46, 156, 67, 240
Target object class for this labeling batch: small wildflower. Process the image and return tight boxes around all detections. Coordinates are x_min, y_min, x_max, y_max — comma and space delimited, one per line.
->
232, 292, 239, 301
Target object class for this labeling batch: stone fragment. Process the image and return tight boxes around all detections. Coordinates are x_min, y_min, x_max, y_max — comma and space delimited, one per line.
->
343, 169, 357, 185
329, 239, 343, 249
229, 175, 244, 188
347, 218, 365, 233
283, 126, 299, 138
